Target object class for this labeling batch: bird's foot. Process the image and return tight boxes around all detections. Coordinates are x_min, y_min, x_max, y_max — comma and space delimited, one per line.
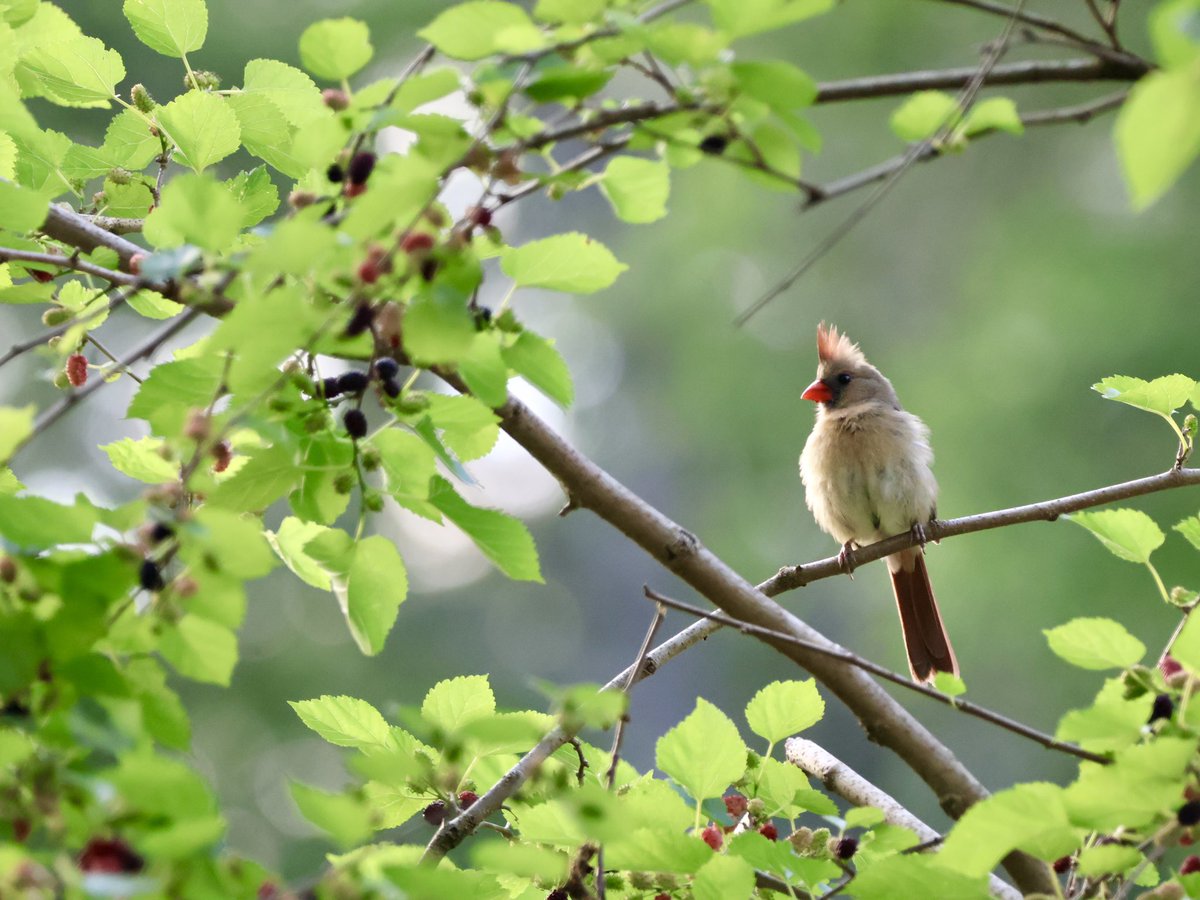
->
837, 541, 859, 577
910, 522, 932, 547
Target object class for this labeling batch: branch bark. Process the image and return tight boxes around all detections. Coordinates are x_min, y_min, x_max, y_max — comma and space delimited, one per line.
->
786, 738, 1021, 900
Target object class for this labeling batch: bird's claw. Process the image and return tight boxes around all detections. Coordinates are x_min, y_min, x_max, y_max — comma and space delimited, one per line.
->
837, 541, 859, 577
910, 522, 928, 547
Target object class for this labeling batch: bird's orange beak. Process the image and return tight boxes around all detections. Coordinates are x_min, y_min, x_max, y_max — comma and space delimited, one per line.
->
802, 379, 833, 403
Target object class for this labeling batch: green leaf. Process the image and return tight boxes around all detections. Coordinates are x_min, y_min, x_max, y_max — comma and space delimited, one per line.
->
731, 60, 817, 109
422, 674, 496, 733
425, 394, 500, 461
0, 405, 34, 463
418, 1, 545, 60
1115, 64, 1200, 209
501, 232, 627, 294
600, 156, 670, 224
458, 332, 509, 408
289, 695, 392, 749
534, 0, 605, 24
1176, 514, 1200, 551
370, 428, 436, 500
298, 17, 373, 81
0, 495, 97, 547
144, 172, 244, 252
102, 108, 160, 169
853, 855, 991, 900
1065, 737, 1195, 830
963, 97, 1023, 136
122, 0, 207, 56
159, 614, 238, 685
603, 828, 713, 873
20, 35, 124, 107
656, 697, 746, 803
890, 90, 959, 141
208, 444, 300, 512
242, 58, 326, 127
1043, 617, 1146, 670
390, 68, 462, 113
1055, 681, 1150, 752
755, 756, 826, 817
289, 782, 373, 848
707, 0, 834, 39
470, 842, 568, 882
180, 507, 277, 579
403, 293, 477, 365
428, 476, 542, 581
1065, 508, 1165, 564
501, 331, 573, 406
1150, 0, 1200, 68
1093, 373, 1196, 416
101, 436, 179, 483
156, 90, 241, 173
1168, 610, 1200, 671
939, 782, 1076, 877
933, 672, 967, 696
0, 180, 47, 231
339, 535, 407, 655
524, 66, 613, 102
693, 853, 755, 900
744, 679, 824, 743
1077, 843, 1142, 876
227, 93, 305, 178
127, 356, 225, 435
266, 517, 333, 589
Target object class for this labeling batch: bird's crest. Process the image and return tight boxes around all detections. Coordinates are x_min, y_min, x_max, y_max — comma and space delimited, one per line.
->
816, 322, 865, 366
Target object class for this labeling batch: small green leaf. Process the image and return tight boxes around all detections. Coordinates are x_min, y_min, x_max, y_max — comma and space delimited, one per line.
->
425, 394, 500, 461
159, 615, 238, 685
600, 157, 670, 224
933, 672, 967, 696
1115, 65, 1200, 209
180, 507, 277, 579
298, 17, 372, 81
266, 517, 332, 589
707, 0, 834, 39
1043, 617, 1146, 670
656, 697, 746, 803
501, 331, 573, 406
0, 405, 34, 463
1066, 509, 1165, 564
418, 1, 545, 60
744, 679, 824, 743
890, 90, 959, 141
422, 674, 496, 732
731, 60, 817, 109
127, 356, 225, 435
1150, 0, 1200, 68
340, 535, 407, 655
962, 97, 1023, 136
1056, 687, 1149, 753
156, 90, 241, 173
501, 232, 627, 294
289, 782, 373, 848
458, 332, 509, 407
208, 444, 300, 512
1175, 514, 1200, 551
693, 853, 755, 900
0, 180, 47, 231
428, 476, 542, 581
144, 172, 244, 252
101, 436, 179, 483
289, 695, 392, 749
845, 806, 886, 828
242, 58, 326, 127
1093, 373, 1196, 417
123, 0, 207, 57
533, 0, 605, 24
403, 293, 477, 365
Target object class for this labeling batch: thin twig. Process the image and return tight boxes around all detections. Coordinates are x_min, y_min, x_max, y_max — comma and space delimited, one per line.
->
84, 334, 144, 384
0, 247, 141, 287
647, 588, 1108, 764
928, 0, 1135, 63
0, 290, 131, 371
737, 0, 1031, 326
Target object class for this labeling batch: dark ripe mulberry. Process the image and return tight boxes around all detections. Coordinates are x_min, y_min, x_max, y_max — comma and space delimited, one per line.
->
336, 371, 370, 395
1150, 693, 1175, 723
78, 837, 144, 874
1179, 801, 1200, 826
347, 152, 377, 185
343, 409, 368, 439
326, 163, 345, 183
149, 522, 174, 544
468, 205, 492, 228
834, 836, 858, 859
699, 134, 729, 155
373, 358, 400, 381
419, 257, 439, 282
1053, 855, 1073, 874
139, 560, 165, 591
343, 303, 375, 338
423, 800, 446, 826
381, 378, 401, 398
321, 377, 343, 399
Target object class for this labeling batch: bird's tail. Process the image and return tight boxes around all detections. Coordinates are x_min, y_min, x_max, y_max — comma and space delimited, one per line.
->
889, 550, 958, 683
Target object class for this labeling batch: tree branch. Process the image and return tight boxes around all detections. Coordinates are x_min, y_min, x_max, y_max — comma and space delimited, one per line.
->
786, 738, 1021, 900
428, 384, 1057, 895
813, 57, 1147, 104
762, 465, 1200, 596
644, 588, 1109, 765
86, 214, 145, 235
0, 246, 142, 287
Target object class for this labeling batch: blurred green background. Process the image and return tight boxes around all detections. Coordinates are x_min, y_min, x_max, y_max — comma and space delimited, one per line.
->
6, 0, 1200, 882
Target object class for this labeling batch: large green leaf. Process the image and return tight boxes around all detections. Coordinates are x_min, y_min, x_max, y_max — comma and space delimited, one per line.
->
298, 17, 373, 81
144, 172, 244, 252
289, 695, 392, 749
1043, 617, 1145, 670
0, 180, 47, 231
500, 232, 627, 294
693, 854, 755, 900
0, 495, 97, 547
707, 0, 834, 39
744, 679, 824, 743
1065, 509, 1165, 564
339, 535, 408, 656
20, 35, 124, 107
600, 157, 670, 224
655, 697, 746, 802
428, 476, 542, 582
418, 1, 545, 60
159, 614, 238, 685
1115, 64, 1200, 209
501, 331, 573, 407
1092, 374, 1196, 417
122, 0, 207, 56
421, 674, 496, 733
156, 90, 241, 173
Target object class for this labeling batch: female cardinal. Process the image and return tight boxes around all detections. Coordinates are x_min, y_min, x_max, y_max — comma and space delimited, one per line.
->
798, 323, 958, 683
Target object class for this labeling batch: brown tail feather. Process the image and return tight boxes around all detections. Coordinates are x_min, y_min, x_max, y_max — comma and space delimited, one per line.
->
889, 551, 958, 683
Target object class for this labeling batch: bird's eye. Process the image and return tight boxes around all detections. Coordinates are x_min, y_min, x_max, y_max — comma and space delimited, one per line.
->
836, 373, 852, 385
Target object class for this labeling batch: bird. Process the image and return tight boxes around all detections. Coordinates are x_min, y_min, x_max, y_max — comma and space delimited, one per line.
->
798, 323, 958, 683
